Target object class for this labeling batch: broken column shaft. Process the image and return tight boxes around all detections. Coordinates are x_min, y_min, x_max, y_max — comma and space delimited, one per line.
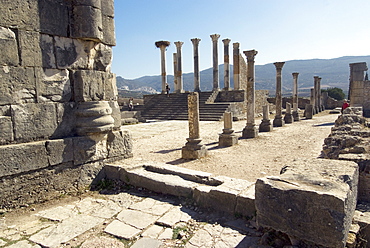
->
273, 62, 285, 127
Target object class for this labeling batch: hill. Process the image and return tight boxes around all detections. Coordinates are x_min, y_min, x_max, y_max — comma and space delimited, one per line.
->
116, 55, 370, 97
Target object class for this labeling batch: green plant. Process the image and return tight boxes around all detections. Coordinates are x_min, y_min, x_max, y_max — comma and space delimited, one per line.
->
322, 87, 345, 100
94, 179, 114, 191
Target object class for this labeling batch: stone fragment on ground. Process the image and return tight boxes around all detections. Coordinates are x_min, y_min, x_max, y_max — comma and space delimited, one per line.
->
104, 219, 141, 240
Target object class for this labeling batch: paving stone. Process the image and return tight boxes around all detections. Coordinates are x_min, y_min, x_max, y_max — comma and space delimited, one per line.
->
75, 197, 122, 218
185, 228, 213, 247
35, 205, 77, 221
141, 224, 163, 238
29, 214, 104, 247
107, 192, 143, 208
131, 237, 162, 248
80, 236, 125, 248
156, 206, 193, 227
157, 228, 173, 240
129, 197, 174, 216
6, 240, 41, 248
116, 209, 159, 230
17, 221, 51, 236
104, 220, 141, 240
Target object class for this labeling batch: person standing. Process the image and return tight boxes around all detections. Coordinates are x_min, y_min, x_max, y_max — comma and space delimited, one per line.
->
165, 83, 170, 97
341, 99, 349, 113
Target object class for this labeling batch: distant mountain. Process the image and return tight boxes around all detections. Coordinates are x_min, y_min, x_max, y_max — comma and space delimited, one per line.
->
116, 55, 370, 96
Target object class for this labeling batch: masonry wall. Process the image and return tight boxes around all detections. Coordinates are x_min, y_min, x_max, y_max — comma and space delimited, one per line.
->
0, 0, 132, 209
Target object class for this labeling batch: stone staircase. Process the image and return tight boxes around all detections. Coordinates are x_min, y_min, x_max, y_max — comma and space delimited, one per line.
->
138, 92, 231, 121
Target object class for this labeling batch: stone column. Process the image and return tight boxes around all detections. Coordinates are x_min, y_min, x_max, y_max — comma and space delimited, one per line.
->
233, 42, 240, 90
259, 105, 273, 132
174, 41, 184, 93
292, 72, 300, 121
305, 104, 313, 119
318, 77, 323, 111
182, 92, 208, 159
210, 34, 220, 91
191, 38, 201, 92
219, 112, 238, 147
222, 38, 231, 91
310, 88, 316, 115
173, 53, 177, 92
242, 50, 258, 138
314, 76, 319, 113
155, 41, 170, 94
349, 62, 368, 106
273, 62, 285, 127
284, 102, 293, 124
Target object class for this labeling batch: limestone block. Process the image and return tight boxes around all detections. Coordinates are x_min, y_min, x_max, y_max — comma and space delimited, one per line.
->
94, 43, 113, 71
54, 102, 76, 138
101, 0, 114, 17
0, 66, 36, 105
0, 141, 49, 177
107, 130, 133, 158
17, 30, 42, 67
40, 34, 56, 69
108, 101, 121, 129
36, 68, 71, 102
0, 105, 10, 116
71, 5, 103, 41
73, 134, 108, 165
73, 70, 105, 102
46, 138, 73, 166
11, 103, 58, 142
74, 0, 101, 8
38, 0, 70, 37
78, 161, 106, 186
0, 116, 13, 144
55, 36, 94, 70
0, 0, 39, 31
104, 72, 118, 100
235, 184, 256, 218
102, 15, 116, 46
0, 27, 19, 66
255, 159, 358, 247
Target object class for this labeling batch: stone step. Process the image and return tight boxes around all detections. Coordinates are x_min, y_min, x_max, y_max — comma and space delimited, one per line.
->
104, 162, 256, 217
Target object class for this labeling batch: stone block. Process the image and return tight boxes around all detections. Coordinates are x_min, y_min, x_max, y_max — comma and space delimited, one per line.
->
104, 72, 118, 100
38, 0, 70, 37
255, 159, 358, 247
73, 70, 105, 102
54, 102, 76, 138
94, 44, 113, 72
0, 141, 49, 177
108, 101, 121, 129
46, 138, 73, 166
102, 15, 116, 46
36, 68, 71, 102
78, 161, 106, 186
17, 30, 42, 67
0, 0, 39, 31
71, 5, 103, 41
74, 0, 101, 8
0, 105, 10, 116
73, 134, 108, 165
0, 116, 13, 144
235, 184, 256, 218
40, 34, 56, 69
0, 66, 36, 105
11, 103, 58, 142
0, 27, 19, 66
101, 0, 114, 17
107, 130, 132, 158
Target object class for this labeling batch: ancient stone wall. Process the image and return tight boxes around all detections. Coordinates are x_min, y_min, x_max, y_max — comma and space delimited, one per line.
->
0, 0, 132, 209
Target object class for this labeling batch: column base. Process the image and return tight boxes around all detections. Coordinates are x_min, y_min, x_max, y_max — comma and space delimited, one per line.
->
259, 119, 273, 132
305, 104, 313, 119
181, 138, 208, 159
273, 116, 285, 127
292, 111, 300, 122
242, 125, 258, 139
219, 133, 238, 147
284, 113, 293, 124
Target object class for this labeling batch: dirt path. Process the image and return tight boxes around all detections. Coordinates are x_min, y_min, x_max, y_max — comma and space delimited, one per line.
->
122, 111, 338, 182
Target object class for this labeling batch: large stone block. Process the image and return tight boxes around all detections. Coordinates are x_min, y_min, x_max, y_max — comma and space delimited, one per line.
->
11, 103, 57, 142
107, 130, 132, 158
40, 34, 56, 69
54, 102, 76, 138
17, 30, 42, 67
108, 101, 121, 129
94, 44, 113, 72
104, 72, 117, 100
73, 70, 105, 102
255, 159, 358, 248
71, 5, 103, 41
74, 0, 101, 8
36, 68, 71, 102
0, 116, 13, 144
0, 66, 36, 105
0, 27, 19, 66
0, 0, 39, 31
46, 138, 73, 166
73, 134, 108, 165
102, 15, 116, 46
38, 0, 70, 37
0, 141, 49, 178
101, 0, 114, 17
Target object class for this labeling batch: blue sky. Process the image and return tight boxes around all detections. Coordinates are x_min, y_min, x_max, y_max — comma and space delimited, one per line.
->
112, 0, 370, 79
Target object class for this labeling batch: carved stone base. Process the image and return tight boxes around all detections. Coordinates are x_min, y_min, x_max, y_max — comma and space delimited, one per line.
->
181, 138, 208, 159
259, 120, 273, 132
273, 116, 285, 127
284, 113, 293, 124
292, 111, 300, 122
219, 133, 238, 147
242, 125, 258, 139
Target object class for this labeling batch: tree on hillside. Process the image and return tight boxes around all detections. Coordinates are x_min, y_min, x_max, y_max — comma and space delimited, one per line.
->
322, 87, 345, 101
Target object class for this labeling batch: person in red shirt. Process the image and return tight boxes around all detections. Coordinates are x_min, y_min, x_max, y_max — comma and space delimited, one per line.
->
341, 99, 349, 113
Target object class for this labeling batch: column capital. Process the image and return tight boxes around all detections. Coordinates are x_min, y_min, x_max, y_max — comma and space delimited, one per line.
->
222, 38, 231, 45
191, 38, 201, 46
155, 40, 170, 49
210, 34, 220, 42
292, 72, 299, 78
243, 50, 258, 62
233, 42, 240, 49
174, 41, 184, 48
273, 62, 285, 70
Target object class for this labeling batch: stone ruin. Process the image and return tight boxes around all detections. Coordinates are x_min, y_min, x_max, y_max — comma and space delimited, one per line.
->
0, 0, 132, 209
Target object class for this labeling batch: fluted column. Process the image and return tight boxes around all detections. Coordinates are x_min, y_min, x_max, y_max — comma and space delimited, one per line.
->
222, 38, 231, 91
191, 38, 201, 92
210, 34, 220, 91
242, 50, 258, 138
174, 41, 184, 93
155, 41, 170, 94
233, 42, 240, 90
292, 72, 300, 121
173, 53, 177, 92
273, 62, 285, 127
